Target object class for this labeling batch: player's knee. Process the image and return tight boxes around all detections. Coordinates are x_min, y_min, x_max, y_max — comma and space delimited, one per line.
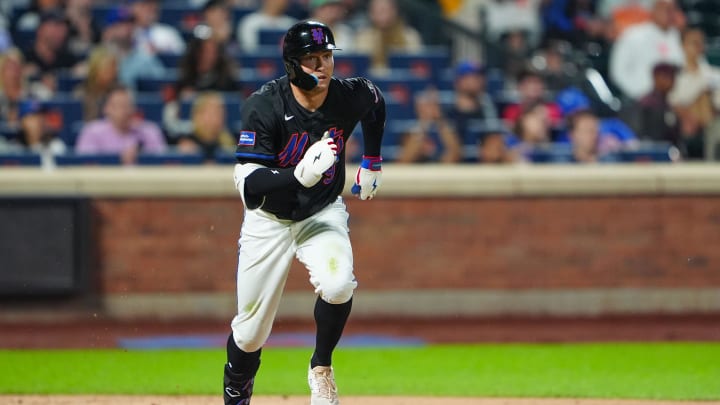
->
319, 278, 356, 304
233, 334, 265, 353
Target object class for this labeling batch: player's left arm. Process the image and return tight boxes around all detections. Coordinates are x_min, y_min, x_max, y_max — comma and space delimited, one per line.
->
352, 79, 386, 200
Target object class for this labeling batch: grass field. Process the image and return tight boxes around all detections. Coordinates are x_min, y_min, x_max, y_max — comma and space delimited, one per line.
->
1, 343, 719, 400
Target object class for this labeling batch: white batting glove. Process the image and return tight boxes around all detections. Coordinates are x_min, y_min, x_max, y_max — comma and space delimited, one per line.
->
351, 155, 382, 200
294, 132, 338, 188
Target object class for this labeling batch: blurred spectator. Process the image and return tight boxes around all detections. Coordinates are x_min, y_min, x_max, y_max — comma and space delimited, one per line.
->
597, 0, 677, 40
14, 0, 63, 32
354, 0, 423, 75
632, 62, 682, 148
566, 109, 622, 162
484, 0, 543, 48
75, 85, 167, 165
236, 0, 297, 53
609, 0, 684, 100
175, 24, 240, 99
0, 48, 31, 129
532, 41, 580, 93
73, 46, 120, 121
492, 30, 533, 82
101, 5, 165, 90
396, 89, 462, 163
502, 68, 563, 129
65, 0, 101, 57
445, 60, 499, 144
556, 86, 637, 147
13, 98, 67, 156
201, 0, 238, 52
477, 131, 518, 164
541, 0, 609, 49
669, 27, 720, 159
442, 0, 485, 63
131, 0, 186, 55
309, 0, 355, 51
510, 101, 553, 160
176, 92, 236, 162
22, 10, 84, 95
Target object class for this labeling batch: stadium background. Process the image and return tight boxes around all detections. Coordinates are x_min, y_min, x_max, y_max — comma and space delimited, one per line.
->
1, 0, 719, 355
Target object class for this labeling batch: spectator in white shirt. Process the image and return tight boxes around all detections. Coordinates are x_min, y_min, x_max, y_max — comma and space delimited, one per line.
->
609, 0, 684, 100
130, 0, 186, 55
236, 0, 297, 53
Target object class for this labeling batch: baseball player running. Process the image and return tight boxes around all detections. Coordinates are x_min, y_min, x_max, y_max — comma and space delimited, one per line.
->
223, 20, 386, 405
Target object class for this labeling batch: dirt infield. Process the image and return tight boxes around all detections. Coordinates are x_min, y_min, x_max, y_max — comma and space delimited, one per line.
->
3, 396, 720, 405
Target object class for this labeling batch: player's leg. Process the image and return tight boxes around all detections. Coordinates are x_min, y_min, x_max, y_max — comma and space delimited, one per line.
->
225, 210, 296, 405
294, 197, 357, 405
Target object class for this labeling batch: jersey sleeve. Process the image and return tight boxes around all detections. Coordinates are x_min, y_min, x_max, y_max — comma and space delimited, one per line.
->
356, 78, 386, 157
235, 94, 279, 164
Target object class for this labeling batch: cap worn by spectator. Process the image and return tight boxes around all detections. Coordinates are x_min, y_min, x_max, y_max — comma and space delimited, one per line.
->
653, 62, 679, 76
40, 9, 68, 25
203, 0, 228, 11
556, 87, 591, 116
454, 60, 485, 78
19, 100, 47, 119
104, 6, 134, 28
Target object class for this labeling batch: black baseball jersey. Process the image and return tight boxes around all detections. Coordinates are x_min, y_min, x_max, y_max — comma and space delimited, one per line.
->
235, 76, 385, 221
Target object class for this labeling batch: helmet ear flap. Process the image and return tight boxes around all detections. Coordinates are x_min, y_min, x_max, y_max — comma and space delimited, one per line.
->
284, 57, 319, 91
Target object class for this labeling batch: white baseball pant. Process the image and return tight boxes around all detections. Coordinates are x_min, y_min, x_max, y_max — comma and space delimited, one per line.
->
230, 197, 357, 353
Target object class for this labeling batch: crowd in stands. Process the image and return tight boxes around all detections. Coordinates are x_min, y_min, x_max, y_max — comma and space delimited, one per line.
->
0, 0, 719, 166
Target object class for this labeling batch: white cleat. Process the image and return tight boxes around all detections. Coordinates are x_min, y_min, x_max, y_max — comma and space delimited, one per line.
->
308, 365, 340, 405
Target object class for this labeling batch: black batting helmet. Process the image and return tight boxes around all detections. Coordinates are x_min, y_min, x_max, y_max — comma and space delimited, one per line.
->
282, 20, 340, 90
283, 20, 340, 61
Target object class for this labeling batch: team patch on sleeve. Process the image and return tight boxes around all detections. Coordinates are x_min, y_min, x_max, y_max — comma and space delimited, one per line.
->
238, 131, 256, 146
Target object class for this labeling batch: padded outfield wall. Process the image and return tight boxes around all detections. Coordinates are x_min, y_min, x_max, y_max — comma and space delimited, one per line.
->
0, 164, 719, 320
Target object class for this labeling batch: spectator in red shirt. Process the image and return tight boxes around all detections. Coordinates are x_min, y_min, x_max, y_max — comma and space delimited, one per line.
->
502, 68, 563, 130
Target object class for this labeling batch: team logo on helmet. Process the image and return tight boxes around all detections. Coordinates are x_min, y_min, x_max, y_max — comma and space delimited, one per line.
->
311, 27, 325, 45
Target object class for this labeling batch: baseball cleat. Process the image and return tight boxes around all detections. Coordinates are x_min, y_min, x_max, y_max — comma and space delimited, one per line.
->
308, 365, 340, 405
224, 364, 254, 405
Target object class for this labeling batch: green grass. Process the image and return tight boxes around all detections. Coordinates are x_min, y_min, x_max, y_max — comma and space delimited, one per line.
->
1, 343, 719, 400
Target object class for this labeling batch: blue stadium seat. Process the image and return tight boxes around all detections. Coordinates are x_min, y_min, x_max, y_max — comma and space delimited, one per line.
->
239, 48, 286, 80
157, 52, 183, 69
0, 152, 41, 166
258, 28, 286, 48
618, 143, 673, 163
334, 54, 371, 78
134, 94, 165, 123
44, 96, 83, 146
57, 74, 84, 93
387, 47, 451, 81
56, 154, 122, 166
137, 152, 205, 165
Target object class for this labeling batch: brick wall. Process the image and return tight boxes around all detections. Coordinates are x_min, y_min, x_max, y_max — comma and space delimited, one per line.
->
94, 195, 720, 294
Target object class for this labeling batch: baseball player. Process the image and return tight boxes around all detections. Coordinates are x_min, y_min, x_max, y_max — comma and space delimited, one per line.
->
223, 20, 385, 405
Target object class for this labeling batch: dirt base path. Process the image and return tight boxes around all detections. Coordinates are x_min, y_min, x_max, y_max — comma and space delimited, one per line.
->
2, 396, 720, 405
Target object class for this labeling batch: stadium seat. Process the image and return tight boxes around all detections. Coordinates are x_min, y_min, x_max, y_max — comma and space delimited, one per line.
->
44, 96, 83, 146
257, 28, 286, 48
137, 152, 205, 165
334, 54, 371, 78
387, 47, 451, 81
134, 94, 165, 123
239, 48, 286, 79
55, 153, 122, 166
0, 152, 41, 166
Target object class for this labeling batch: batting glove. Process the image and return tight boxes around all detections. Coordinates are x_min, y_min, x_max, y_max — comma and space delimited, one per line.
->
351, 155, 382, 200
294, 132, 338, 188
